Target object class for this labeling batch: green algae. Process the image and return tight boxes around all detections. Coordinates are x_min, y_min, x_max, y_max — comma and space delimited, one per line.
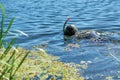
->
0, 48, 84, 80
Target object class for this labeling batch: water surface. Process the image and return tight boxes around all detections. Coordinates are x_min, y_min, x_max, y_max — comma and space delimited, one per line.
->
1, 0, 120, 79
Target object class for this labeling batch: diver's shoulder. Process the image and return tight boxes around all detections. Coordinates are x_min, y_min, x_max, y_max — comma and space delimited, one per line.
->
76, 30, 101, 39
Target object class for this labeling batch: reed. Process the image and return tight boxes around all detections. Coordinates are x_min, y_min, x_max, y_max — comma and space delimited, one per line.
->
0, 3, 29, 79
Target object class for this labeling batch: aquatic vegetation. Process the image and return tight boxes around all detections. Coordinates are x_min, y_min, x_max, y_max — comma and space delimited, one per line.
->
0, 3, 29, 79
0, 48, 29, 79
0, 47, 85, 79
64, 43, 80, 51
106, 76, 113, 80
13, 48, 84, 80
0, 3, 14, 48
107, 71, 120, 80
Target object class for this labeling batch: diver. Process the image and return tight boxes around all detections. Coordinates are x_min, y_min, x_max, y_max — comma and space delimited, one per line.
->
63, 17, 101, 41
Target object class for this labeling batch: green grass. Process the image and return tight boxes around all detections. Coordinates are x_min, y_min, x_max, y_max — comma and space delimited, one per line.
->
0, 3, 29, 79
0, 3, 15, 48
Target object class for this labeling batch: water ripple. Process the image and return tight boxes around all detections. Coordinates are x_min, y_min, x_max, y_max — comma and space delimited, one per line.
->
1, 0, 120, 79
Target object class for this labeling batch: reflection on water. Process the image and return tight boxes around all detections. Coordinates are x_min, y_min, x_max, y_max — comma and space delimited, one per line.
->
1, 0, 120, 79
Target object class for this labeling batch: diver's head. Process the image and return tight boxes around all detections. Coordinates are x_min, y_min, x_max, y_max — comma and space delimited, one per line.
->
64, 24, 78, 36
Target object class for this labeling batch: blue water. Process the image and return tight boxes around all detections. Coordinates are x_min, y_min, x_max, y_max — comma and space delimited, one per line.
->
1, 0, 120, 79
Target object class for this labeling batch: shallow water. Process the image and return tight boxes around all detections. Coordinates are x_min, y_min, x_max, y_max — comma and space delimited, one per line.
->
1, 0, 120, 79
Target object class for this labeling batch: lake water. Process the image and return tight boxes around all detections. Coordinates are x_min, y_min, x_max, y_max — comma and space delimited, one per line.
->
1, 0, 120, 79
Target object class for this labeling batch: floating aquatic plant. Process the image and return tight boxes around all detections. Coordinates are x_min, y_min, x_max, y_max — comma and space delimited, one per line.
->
12, 48, 84, 80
